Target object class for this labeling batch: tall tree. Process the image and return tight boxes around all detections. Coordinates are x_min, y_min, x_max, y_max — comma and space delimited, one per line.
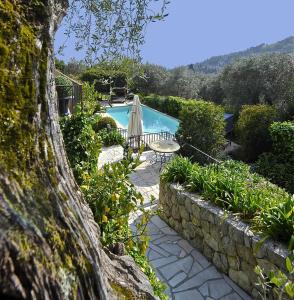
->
0, 0, 168, 299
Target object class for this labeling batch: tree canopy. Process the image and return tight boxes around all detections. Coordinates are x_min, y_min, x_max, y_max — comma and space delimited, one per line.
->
60, 0, 169, 64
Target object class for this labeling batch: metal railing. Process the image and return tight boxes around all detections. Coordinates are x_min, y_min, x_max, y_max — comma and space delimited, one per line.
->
114, 128, 175, 151
112, 128, 220, 165
179, 142, 221, 165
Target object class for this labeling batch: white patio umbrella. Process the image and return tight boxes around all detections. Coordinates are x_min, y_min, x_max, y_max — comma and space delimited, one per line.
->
127, 95, 143, 138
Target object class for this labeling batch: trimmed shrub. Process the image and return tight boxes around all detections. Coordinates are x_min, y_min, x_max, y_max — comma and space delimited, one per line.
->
93, 116, 117, 132
236, 104, 278, 162
177, 100, 225, 160
98, 129, 124, 146
270, 121, 294, 157
256, 121, 294, 193
142, 95, 196, 118
162, 157, 294, 248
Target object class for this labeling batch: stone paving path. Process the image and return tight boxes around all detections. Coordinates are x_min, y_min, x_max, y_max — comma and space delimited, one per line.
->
129, 152, 252, 300
98, 147, 251, 300
98, 145, 124, 169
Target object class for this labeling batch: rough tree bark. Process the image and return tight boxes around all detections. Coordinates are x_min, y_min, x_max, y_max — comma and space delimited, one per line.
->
0, 1, 156, 299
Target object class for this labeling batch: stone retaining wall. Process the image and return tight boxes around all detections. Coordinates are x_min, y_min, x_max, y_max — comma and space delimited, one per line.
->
159, 181, 291, 299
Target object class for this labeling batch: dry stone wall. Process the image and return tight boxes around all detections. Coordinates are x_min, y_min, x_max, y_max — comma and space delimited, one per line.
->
159, 181, 291, 299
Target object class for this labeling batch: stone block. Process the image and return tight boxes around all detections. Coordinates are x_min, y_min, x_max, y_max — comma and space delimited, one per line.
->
184, 197, 192, 212
227, 255, 240, 270
228, 219, 245, 244
229, 269, 251, 293
193, 225, 204, 237
191, 203, 201, 219
200, 220, 210, 234
172, 205, 181, 220
191, 216, 200, 227
179, 205, 190, 221
170, 194, 176, 204
266, 241, 289, 271
220, 236, 237, 256
174, 221, 182, 233
183, 229, 192, 241
182, 218, 187, 229
243, 227, 254, 248
189, 238, 203, 252
236, 244, 255, 265
203, 243, 214, 260
221, 253, 229, 270
205, 209, 216, 225
177, 193, 186, 206
204, 234, 219, 252
210, 225, 221, 240
212, 252, 224, 271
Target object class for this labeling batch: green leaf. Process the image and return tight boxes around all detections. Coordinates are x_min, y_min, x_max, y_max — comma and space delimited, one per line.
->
286, 257, 294, 273
285, 282, 294, 298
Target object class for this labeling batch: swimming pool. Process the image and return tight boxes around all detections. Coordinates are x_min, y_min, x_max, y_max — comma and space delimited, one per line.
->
106, 105, 179, 134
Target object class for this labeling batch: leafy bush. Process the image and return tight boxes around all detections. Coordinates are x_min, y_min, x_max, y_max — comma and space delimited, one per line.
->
93, 116, 117, 132
55, 75, 73, 98
162, 157, 294, 248
258, 197, 294, 244
236, 105, 278, 161
177, 100, 225, 160
98, 129, 124, 146
81, 156, 142, 244
270, 121, 294, 157
81, 153, 167, 299
161, 156, 194, 184
256, 121, 294, 193
60, 112, 101, 184
82, 81, 101, 114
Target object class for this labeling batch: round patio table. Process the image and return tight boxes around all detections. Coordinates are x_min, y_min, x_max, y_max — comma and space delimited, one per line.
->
149, 139, 180, 169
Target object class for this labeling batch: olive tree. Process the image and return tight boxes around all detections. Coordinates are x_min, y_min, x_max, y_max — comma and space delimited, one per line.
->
0, 0, 168, 299
221, 54, 294, 117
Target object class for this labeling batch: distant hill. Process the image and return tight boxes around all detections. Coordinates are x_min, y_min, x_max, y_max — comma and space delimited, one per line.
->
189, 36, 294, 74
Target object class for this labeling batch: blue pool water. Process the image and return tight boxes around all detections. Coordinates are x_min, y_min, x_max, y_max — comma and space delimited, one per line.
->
106, 105, 179, 134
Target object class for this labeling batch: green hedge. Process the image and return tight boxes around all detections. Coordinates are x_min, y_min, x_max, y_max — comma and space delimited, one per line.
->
177, 100, 225, 160
161, 156, 294, 249
256, 121, 294, 193
142, 94, 196, 118
236, 105, 278, 161
270, 121, 294, 157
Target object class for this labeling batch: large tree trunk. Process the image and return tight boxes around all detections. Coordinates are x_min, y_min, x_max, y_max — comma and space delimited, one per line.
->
0, 1, 155, 299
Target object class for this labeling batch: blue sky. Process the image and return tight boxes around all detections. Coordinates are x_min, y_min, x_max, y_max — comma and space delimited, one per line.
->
55, 0, 294, 68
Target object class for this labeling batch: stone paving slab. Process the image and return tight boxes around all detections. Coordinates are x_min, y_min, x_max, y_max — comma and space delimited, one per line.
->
129, 152, 252, 300
98, 145, 124, 169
